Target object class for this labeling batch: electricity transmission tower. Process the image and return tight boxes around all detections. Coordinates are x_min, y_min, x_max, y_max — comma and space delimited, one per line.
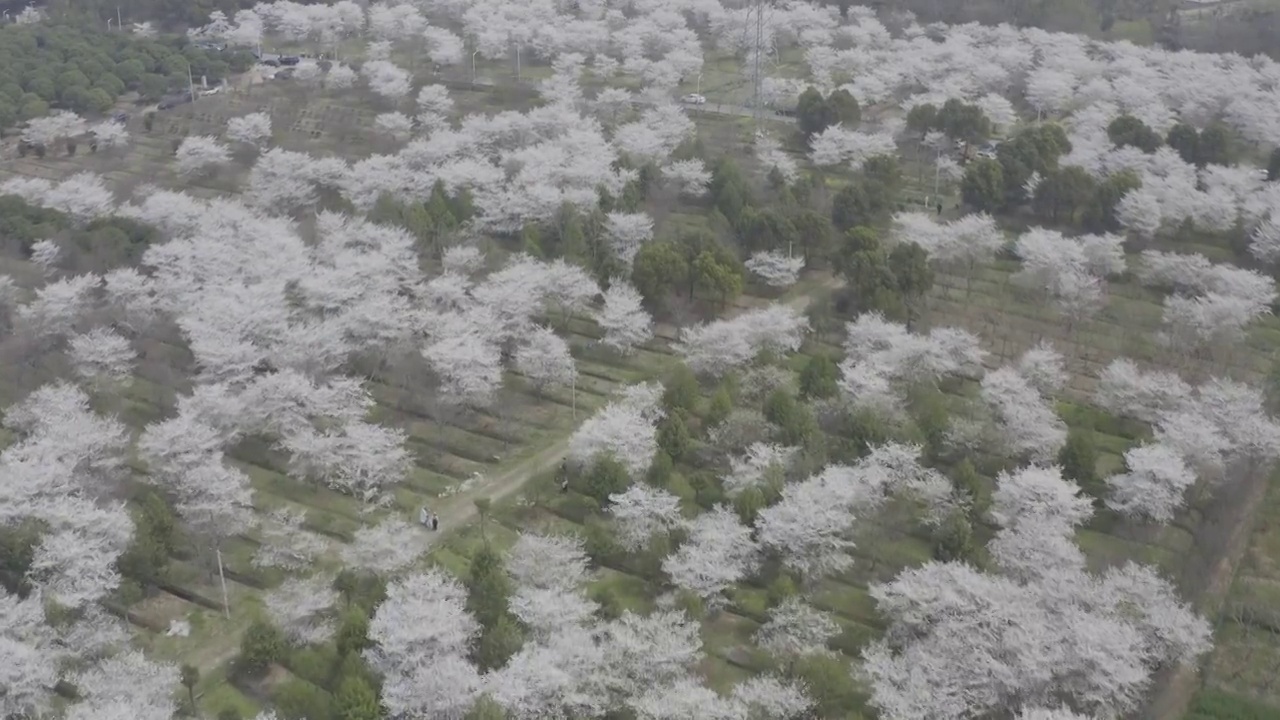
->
750, 0, 766, 128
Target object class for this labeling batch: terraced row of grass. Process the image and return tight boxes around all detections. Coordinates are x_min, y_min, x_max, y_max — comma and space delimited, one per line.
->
425, 313, 1222, 718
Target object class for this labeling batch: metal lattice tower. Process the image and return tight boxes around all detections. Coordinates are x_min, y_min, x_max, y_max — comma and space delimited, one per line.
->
751, 0, 765, 128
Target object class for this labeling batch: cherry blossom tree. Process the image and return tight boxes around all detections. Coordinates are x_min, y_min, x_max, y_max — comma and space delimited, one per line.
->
252, 508, 330, 571
68, 328, 135, 385
989, 465, 1095, 531
628, 677, 739, 720
14, 271, 99, 335
862, 551, 1210, 720
890, 212, 1002, 290
754, 596, 840, 659
595, 282, 653, 354
837, 312, 985, 412
662, 158, 711, 197
30, 239, 59, 274
730, 675, 812, 719
4, 174, 116, 224
606, 212, 655, 267
1, 383, 132, 608
1, 589, 62, 717
745, 251, 805, 288
422, 315, 504, 409
226, 112, 273, 148
1093, 358, 1191, 424
506, 533, 598, 635
66, 650, 178, 720
423, 27, 465, 67
486, 625, 609, 718
367, 570, 482, 718
266, 575, 339, 645
755, 465, 869, 580
608, 483, 684, 551
810, 126, 898, 170
662, 506, 759, 604
21, 110, 85, 147
507, 532, 592, 591
516, 326, 577, 394
569, 393, 660, 476
282, 420, 412, 502
90, 121, 130, 151
1017, 342, 1068, 395
723, 442, 795, 497
979, 366, 1069, 463
1248, 215, 1280, 265
327, 62, 358, 89
362, 59, 413, 105
1117, 187, 1164, 239
597, 609, 704, 702
678, 305, 808, 377
174, 136, 232, 177
757, 132, 799, 183
1011, 228, 1124, 325
341, 518, 431, 574
375, 111, 415, 141
1105, 443, 1195, 522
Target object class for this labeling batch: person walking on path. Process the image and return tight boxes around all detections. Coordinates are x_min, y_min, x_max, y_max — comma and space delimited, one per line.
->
431, 513, 439, 531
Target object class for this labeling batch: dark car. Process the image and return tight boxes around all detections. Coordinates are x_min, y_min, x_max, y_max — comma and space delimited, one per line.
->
157, 92, 192, 110
261, 57, 281, 67
279, 55, 300, 66
111, 112, 129, 124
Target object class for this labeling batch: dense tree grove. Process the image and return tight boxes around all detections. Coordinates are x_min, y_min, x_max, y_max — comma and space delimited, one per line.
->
8, 1, 1280, 719
0, 23, 251, 133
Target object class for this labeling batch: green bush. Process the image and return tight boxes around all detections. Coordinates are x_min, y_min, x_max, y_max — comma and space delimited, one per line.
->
333, 675, 381, 720
285, 645, 340, 691
273, 678, 334, 720
237, 620, 286, 677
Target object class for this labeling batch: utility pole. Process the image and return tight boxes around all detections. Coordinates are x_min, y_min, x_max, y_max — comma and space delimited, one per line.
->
216, 546, 230, 619
116, 5, 122, 30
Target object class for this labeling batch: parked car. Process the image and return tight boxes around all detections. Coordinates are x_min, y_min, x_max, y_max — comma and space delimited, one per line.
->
681, 93, 707, 105
111, 112, 129, 124
274, 68, 295, 80
199, 85, 222, 96
260, 57, 281, 67
157, 91, 193, 110
975, 141, 1001, 159
279, 55, 300, 66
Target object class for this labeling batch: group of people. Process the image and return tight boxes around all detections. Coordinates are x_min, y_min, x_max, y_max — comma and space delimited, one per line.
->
418, 506, 440, 531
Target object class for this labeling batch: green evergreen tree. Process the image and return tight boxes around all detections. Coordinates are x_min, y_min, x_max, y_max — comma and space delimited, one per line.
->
799, 354, 839, 400
657, 414, 692, 460
334, 675, 382, 720
1058, 428, 1103, 501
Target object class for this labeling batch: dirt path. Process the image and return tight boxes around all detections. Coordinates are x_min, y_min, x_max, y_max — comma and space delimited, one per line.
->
422, 274, 844, 537
424, 435, 574, 538
423, 273, 845, 539
189, 271, 843, 684
1142, 468, 1274, 720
